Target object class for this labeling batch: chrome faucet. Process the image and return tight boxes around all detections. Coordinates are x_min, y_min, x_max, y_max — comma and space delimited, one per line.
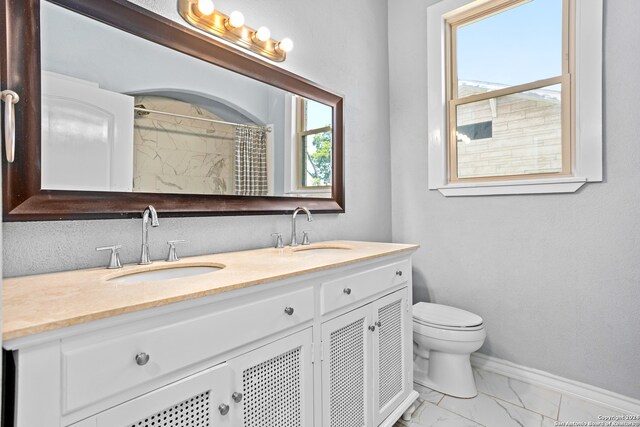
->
290, 206, 313, 247
139, 205, 160, 265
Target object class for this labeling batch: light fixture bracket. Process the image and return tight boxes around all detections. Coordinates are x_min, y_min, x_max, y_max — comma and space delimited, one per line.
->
178, 0, 287, 62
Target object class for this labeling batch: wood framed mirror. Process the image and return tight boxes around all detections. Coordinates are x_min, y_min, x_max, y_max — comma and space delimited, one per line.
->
1, 0, 344, 221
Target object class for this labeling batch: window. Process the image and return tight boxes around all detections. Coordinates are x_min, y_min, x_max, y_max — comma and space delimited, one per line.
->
296, 97, 332, 190
427, 0, 603, 196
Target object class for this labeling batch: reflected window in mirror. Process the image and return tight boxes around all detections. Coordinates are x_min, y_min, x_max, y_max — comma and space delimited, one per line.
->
295, 97, 332, 191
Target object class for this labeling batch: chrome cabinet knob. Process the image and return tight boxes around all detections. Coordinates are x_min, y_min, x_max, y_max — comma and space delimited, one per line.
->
135, 352, 150, 366
375, 321, 382, 327
343, 287, 352, 295
396, 270, 403, 276
368, 325, 376, 332
284, 307, 295, 316
232, 392, 243, 403
218, 403, 230, 415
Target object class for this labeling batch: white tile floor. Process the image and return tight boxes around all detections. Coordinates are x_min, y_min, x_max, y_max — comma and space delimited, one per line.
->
394, 368, 633, 427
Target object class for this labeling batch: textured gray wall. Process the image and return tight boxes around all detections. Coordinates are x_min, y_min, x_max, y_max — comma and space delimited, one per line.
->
389, 0, 640, 399
3, 0, 392, 277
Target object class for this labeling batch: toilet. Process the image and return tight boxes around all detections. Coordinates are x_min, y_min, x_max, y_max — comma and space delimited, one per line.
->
412, 302, 486, 398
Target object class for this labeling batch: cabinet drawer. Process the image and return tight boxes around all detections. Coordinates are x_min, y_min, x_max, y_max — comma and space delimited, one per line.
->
61, 286, 314, 414
320, 260, 409, 315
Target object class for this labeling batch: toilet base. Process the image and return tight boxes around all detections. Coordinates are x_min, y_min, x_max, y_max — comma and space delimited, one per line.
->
414, 351, 478, 398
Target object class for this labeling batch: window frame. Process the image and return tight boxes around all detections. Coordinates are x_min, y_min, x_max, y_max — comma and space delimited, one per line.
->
427, 0, 603, 196
295, 96, 332, 191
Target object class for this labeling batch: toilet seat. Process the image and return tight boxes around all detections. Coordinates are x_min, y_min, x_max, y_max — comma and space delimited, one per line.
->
413, 320, 486, 342
413, 302, 483, 331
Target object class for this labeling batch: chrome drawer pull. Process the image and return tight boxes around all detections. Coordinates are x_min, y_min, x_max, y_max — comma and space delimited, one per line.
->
135, 352, 150, 366
232, 392, 243, 403
396, 270, 403, 276
284, 307, 294, 316
375, 321, 382, 327
368, 325, 376, 332
343, 287, 352, 295
218, 403, 230, 415
1, 90, 19, 163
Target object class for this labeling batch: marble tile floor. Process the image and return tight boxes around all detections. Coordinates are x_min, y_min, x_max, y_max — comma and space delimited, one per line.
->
394, 368, 634, 427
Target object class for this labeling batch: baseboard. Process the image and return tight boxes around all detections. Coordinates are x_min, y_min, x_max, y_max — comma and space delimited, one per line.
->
470, 352, 640, 415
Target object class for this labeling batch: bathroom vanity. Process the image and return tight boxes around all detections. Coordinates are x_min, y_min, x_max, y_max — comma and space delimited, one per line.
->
3, 241, 419, 427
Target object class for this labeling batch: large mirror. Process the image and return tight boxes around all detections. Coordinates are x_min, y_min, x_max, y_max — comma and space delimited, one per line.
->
2, 0, 344, 221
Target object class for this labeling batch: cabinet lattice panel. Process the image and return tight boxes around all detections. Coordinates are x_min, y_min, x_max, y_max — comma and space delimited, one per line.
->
242, 347, 302, 427
329, 318, 366, 427
129, 391, 210, 427
378, 299, 403, 409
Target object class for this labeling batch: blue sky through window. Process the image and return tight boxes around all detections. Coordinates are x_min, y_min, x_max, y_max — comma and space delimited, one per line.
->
456, 0, 562, 87
305, 99, 332, 130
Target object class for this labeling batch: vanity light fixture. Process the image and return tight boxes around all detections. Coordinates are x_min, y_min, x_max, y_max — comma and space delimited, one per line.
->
178, 0, 293, 62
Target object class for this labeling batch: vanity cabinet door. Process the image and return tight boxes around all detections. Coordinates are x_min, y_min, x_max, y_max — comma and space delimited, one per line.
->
320, 304, 373, 427
371, 288, 411, 425
95, 363, 232, 427
227, 328, 314, 427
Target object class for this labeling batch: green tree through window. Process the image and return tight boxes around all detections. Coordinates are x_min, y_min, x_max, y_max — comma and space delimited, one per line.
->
304, 131, 332, 186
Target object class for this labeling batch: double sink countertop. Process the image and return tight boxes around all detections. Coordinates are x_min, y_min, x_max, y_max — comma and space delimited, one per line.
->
3, 241, 418, 341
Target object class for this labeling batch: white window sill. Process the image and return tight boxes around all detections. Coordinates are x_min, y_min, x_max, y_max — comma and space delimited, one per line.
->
437, 177, 588, 197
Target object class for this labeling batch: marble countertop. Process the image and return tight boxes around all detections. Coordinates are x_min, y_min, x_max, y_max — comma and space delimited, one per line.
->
3, 240, 418, 341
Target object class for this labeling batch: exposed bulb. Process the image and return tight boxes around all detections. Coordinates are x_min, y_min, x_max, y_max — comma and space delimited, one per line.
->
228, 11, 245, 28
278, 38, 294, 53
255, 26, 271, 42
197, 0, 215, 16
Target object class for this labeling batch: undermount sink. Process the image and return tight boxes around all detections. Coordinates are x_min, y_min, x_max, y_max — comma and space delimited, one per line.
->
292, 245, 352, 254
108, 265, 223, 284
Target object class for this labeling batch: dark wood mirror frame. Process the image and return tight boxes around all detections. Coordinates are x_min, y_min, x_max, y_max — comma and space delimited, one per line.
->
0, 0, 344, 221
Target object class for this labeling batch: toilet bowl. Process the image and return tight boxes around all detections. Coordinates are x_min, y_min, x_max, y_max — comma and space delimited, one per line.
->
413, 302, 486, 398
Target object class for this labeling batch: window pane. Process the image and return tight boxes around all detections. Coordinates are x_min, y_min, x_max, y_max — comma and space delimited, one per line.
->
302, 131, 332, 187
456, 84, 562, 179
304, 99, 332, 131
456, 0, 562, 92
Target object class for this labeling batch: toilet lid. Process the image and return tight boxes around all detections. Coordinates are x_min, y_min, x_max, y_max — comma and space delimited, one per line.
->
413, 302, 483, 328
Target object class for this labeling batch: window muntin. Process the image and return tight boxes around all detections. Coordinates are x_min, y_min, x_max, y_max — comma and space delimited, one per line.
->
447, 0, 572, 183
297, 98, 332, 189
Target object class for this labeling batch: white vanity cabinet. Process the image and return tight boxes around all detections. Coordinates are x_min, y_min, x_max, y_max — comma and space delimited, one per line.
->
94, 362, 232, 427
227, 329, 314, 427
6, 252, 418, 427
71, 329, 314, 427
321, 288, 411, 427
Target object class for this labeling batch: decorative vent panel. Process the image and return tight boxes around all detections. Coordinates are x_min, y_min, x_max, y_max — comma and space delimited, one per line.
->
329, 318, 365, 427
129, 391, 210, 427
378, 299, 403, 409
242, 347, 302, 427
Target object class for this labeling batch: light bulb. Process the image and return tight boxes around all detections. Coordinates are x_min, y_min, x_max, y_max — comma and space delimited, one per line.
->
277, 38, 294, 53
228, 11, 245, 28
255, 26, 271, 42
196, 0, 215, 16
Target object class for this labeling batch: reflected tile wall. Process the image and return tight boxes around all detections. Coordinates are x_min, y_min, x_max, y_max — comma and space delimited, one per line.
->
133, 96, 235, 195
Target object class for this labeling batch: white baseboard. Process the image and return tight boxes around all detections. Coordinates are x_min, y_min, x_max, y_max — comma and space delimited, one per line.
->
470, 352, 640, 415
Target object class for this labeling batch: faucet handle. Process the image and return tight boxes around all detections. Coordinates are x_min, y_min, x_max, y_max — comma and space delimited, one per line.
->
271, 233, 284, 249
166, 240, 186, 262
301, 230, 311, 246
96, 245, 123, 269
